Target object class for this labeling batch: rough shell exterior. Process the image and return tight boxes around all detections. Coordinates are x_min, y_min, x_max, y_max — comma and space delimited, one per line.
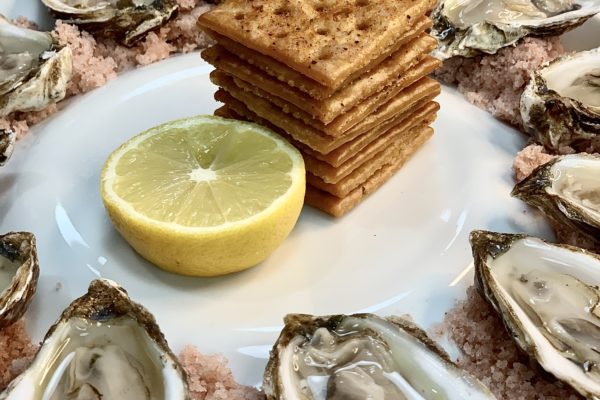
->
41, 0, 179, 46
0, 130, 16, 167
431, 0, 598, 59
520, 52, 600, 153
0, 47, 72, 118
511, 155, 600, 252
0, 232, 39, 329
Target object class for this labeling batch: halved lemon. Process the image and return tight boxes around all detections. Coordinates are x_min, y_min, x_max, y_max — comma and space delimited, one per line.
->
100, 115, 305, 276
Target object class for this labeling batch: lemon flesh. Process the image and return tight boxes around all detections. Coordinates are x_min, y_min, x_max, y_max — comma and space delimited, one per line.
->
101, 115, 305, 276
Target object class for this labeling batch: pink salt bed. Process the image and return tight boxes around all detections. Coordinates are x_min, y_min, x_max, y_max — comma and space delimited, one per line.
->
0, 319, 38, 390
179, 346, 265, 400
512, 144, 557, 183
441, 287, 582, 400
435, 36, 565, 128
0, 0, 214, 139
0, 322, 263, 399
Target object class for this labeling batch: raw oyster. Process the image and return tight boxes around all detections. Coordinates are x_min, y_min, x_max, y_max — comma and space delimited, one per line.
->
431, 0, 600, 59
0, 14, 72, 117
471, 230, 600, 398
40, 0, 178, 46
0, 279, 190, 399
0, 128, 15, 166
521, 48, 600, 152
264, 313, 495, 399
0, 232, 38, 328
512, 154, 600, 251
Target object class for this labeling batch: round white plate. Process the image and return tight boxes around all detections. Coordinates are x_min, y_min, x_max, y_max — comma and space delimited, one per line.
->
2, 5, 599, 387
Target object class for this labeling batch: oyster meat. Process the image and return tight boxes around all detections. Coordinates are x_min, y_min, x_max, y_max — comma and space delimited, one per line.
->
471, 230, 600, 398
264, 313, 495, 399
521, 47, 600, 152
40, 0, 178, 46
0, 279, 190, 400
0, 14, 72, 117
431, 0, 600, 59
0, 232, 39, 328
512, 154, 600, 251
0, 128, 15, 166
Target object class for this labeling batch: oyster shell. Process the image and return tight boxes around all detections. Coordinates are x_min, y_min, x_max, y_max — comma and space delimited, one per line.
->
0, 279, 190, 399
512, 154, 600, 251
471, 230, 600, 398
0, 14, 72, 117
521, 48, 600, 152
264, 313, 495, 399
40, 0, 178, 46
0, 232, 39, 328
431, 0, 600, 59
0, 128, 15, 166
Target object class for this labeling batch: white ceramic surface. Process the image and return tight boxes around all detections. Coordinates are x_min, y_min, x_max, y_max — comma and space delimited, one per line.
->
1, 4, 598, 388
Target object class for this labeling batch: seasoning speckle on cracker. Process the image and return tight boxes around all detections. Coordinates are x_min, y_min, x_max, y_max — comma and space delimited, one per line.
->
201, 0, 441, 216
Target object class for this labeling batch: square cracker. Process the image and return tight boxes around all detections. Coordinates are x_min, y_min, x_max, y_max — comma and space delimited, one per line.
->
225, 67, 440, 138
304, 102, 439, 184
305, 125, 434, 217
213, 75, 437, 154
202, 33, 437, 124
306, 120, 435, 196
197, 0, 436, 88
304, 84, 440, 167
204, 16, 432, 100
210, 58, 440, 140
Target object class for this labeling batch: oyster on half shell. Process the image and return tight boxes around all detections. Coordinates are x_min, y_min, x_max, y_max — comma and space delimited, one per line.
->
0, 14, 72, 117
0, 279, 190, 400
521, 47, 600, 152
0, 129, 15, 166
0, 232, 39, 328
431, 0, 600, 59
471, 230, 600, 398
40, 0, 178, 46
512, 154, 600, 251
264, 313, 496, 399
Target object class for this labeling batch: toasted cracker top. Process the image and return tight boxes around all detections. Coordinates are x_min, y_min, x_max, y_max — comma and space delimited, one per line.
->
198, 0, 435, 89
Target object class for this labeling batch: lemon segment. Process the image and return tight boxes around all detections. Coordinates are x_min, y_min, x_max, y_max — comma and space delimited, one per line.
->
100, 115, 305, 276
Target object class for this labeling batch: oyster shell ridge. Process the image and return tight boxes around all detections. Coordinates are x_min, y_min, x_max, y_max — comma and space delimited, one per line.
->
0, 232, 39, 329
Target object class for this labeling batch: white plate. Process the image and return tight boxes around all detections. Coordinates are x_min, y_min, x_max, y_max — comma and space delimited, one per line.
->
1, 5, 599, 388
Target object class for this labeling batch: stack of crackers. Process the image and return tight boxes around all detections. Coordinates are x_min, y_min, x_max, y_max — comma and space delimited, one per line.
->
198, 0, 440, 217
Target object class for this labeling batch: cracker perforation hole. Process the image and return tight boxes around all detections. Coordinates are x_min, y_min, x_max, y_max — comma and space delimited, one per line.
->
234, 13, 244, 20
274, 6, 291, 16
316, 27, 329, 35
318, 49, 334, 60
356, 20, 372, 31
356, 0, 369, 5
312, 0, 334, 12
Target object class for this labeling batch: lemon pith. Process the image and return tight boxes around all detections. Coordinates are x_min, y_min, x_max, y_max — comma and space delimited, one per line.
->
100, 115, 305, 276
